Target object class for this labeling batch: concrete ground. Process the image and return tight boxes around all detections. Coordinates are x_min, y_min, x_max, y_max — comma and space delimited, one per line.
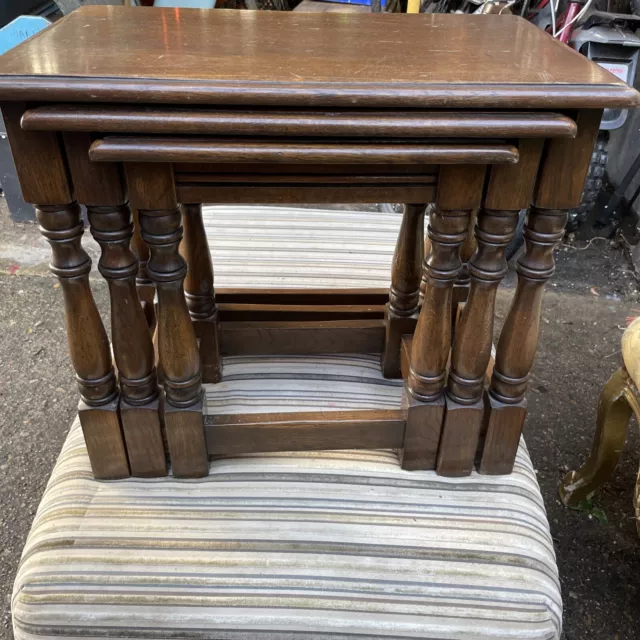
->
1, 205, 640, 639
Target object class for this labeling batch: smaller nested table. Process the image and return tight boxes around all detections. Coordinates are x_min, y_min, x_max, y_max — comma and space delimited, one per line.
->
0, 7, 637, 479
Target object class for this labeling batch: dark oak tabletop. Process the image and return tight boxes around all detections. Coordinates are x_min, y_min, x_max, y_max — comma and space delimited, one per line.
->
0, 6, 637, 109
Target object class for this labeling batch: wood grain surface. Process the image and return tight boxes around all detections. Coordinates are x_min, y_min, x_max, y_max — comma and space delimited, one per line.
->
205, 410, 405, 455
22, 106, 578, 138
0, 8, 636, 108
90, 138, 520, 165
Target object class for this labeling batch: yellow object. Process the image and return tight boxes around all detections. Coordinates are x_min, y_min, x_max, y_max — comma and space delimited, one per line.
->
560, 317, 640, 534
407, 0, 421, 13
622, 316, 640, 387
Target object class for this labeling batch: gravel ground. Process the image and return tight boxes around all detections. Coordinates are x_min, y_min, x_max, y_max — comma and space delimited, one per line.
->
1, 210, 640, 639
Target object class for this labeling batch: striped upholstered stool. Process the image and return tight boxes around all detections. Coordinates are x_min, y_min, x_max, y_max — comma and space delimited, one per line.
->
12, 207, 561, 640
204, 205, 402, 289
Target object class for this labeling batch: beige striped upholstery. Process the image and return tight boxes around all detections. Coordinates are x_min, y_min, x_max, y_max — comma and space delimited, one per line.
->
14, 355, 561, 640
204, 354, 404, 414
204, 206, 399, 289
13, 208, 561, 638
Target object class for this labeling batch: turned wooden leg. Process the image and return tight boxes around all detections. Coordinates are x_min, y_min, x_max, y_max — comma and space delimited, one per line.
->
480, 206, 567, 473
180, 203, 222, 384
2, 106, 130, 479
38, 204, 130, 479
404, 207, 467, 469
88, 204, 167, 477
402, 165, 486, 470
125, 163, 208, 478
131, 206, 156, 329
381, 203, 424, 378
480, 112, 602, 473
419, 220, 431, 301
436, 209, 517, 476
560, 367, 632, 506
132, 206, 163, 383
437, 140, 545, 476
449, 208, 477, 342
61, 131, 166, 477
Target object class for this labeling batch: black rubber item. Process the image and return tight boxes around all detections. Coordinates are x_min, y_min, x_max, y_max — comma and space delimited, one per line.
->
566, 132, 608, 232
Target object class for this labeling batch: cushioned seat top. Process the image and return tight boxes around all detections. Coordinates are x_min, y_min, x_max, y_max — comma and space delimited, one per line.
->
204, 205, 400, 289
13, 355, 562, 640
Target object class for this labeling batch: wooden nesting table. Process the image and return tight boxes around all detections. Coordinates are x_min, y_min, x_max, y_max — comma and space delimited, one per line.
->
1, 6, 637, 480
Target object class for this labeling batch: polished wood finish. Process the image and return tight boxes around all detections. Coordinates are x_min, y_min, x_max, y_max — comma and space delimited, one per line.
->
535, 110, 604, 209
62, 132, 123, 206
180, 204, 221, 384
216, 291, 386, 321
63, 132, 166, 477
458, 208, 478, 265
22, 105, 578, 138
389, 205, 426, 316
131, 207, 156, 327
481, 110, 602, 474
2, 8, 638, 480
437, 398, 486, 476
219, 303, 383, 322
410, 169, 486, 401
176, 158, 438, 204
38, 203, 129, 480
166, 398, 208, 478
2, 105, 130, 479
205, 410, 405, 455
420, 219, 432, 299
175, 163, 438, 176
402, 393, 445, 471
216, 288, 390, 305
221, 320, 384, 356
438, 140, 544, 476
485, 139, 546, 211
451, 208, 478, 322
481, 206, 567, 474
0, 9, 636, 109
382, 204, 425, 378
125, 162, 208, 478
125, 162, 177, 210
400, 335, 412, 382
176, 182, 437, 205
1, 103, 72, 205
402, 165, 486, 470
90, 138, 520, 165
436, 164, 486, 211
88, 204, 167, 477
176, 167, 438, 202
178, 172, 436, 184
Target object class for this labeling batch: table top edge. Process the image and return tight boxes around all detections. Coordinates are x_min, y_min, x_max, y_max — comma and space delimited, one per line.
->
0, 76, 637, 110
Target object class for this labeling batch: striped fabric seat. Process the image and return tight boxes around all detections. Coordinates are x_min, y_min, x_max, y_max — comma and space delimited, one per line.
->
204, 205, 400, 289
13, 355, 562, 640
